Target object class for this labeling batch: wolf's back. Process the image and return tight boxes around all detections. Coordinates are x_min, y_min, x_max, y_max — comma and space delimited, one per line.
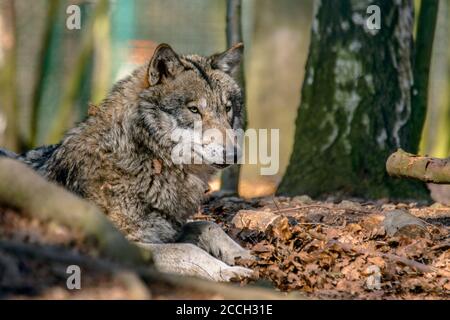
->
0, 148, 18, 159
0, 145, 58, 173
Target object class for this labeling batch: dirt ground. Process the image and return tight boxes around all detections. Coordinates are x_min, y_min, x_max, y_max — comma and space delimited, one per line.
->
0, 191, 449, 300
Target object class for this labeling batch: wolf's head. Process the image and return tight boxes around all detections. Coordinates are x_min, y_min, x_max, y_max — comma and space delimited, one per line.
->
135, 43, 244, 170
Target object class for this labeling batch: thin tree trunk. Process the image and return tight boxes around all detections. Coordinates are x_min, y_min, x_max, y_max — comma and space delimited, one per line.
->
448, 60, 450, 155
220, 0, 246, 194
407, 0, 439, 153
0, 0, 19, 151
91, 5, 112, 105
278, 0, 429, 200
46, 0, 108, 144
418, 0, 449, 158
28, 0, 60, 148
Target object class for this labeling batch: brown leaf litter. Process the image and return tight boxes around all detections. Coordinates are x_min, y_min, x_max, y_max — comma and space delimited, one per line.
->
197, 195, 450, 299
0, 194, 449, 299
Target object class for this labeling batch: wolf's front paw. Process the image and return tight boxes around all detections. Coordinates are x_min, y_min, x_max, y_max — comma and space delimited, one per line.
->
219, 266, 254, 282
221, 247, 255, 266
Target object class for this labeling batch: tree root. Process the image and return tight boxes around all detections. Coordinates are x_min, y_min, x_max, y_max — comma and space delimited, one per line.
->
0, 158, 149, 266
0, 239, 291, 299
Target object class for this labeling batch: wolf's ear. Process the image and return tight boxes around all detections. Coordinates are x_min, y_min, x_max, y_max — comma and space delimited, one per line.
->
147, 44, 184, 86
210, 43, 243, 77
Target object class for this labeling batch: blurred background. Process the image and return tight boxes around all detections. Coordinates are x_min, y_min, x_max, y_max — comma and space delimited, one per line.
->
0, 0, 448, 198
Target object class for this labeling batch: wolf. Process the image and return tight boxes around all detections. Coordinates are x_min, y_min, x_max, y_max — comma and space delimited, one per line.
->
0, 43, 253, 281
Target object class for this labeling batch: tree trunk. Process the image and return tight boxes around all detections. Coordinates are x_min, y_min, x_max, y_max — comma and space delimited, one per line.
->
46, 0, 108, 144
408, 0, 439, 153
28, 0, 60, 148
220, 0, 246, 194
419, 0, 449, 158
278, 0, 430, 200
0, 0, 19, 151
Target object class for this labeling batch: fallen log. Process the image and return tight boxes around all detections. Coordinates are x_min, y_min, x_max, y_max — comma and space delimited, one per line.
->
386, 149, 450, 184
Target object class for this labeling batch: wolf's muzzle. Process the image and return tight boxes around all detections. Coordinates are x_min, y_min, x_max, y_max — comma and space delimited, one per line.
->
211, 146, 240, 169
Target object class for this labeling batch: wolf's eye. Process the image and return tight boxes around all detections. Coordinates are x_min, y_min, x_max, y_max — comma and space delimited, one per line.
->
225, 105, 232, 113
188, 106, 200, 114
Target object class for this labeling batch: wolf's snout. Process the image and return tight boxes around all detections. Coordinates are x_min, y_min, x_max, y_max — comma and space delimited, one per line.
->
201, 127, 241, 168
224, 145, 240, 164
200, 142, 239, 169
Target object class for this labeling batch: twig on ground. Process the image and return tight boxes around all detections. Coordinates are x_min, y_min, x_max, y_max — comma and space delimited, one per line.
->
273, 205, 373, 215
329, 240, 450, 278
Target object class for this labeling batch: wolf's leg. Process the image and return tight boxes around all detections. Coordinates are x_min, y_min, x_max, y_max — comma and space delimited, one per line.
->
176, 221, 253, 266
136, 243, 253, 282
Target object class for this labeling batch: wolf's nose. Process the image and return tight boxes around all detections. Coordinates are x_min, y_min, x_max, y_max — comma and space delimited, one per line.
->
234, 145, 239, 164
224, 145, 239, 164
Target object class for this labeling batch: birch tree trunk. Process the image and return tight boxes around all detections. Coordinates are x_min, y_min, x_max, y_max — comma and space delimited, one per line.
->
278, 0, 430, 200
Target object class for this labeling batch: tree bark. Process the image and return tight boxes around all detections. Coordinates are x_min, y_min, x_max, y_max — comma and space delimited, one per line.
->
386, 149, 450, 183
278, 0, 429, 200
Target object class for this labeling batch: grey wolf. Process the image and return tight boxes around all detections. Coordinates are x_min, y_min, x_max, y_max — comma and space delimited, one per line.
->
0, 43, 253, 281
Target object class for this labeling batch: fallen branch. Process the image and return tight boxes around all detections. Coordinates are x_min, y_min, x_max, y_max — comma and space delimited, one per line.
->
330, 240, 450, 278
273, 205, 372, 215
386, 149, 450, 184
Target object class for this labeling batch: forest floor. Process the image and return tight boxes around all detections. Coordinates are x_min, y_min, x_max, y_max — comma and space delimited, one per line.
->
0, 192, 449, 299
198, 194, 450, 299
